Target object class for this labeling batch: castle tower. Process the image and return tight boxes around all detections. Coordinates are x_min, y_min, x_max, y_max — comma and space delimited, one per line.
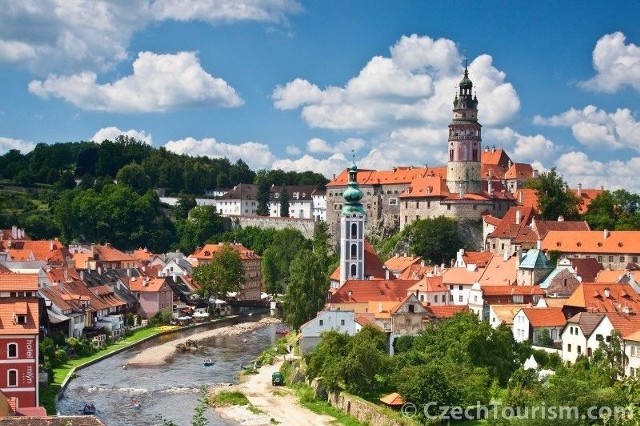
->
339, 155, 366, 286
446, 65, 482, 194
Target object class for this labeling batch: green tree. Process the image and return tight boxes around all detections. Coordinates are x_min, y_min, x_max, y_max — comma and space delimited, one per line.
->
583, 190, 617, 230
175, 193, 197, 220
177, 205, 225, 254
305, 331, 351, 391
526, 168, 580, 220
283, 249, 328, 330
255, 171, 271, 216
278, 186, 289, 217
342, 325, 389, 395
409, 216, 461, 265
192, 244, 244, 300
116, 163, 151, 194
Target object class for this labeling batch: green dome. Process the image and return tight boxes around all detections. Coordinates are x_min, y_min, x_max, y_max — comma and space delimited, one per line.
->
341, 155, 365, 214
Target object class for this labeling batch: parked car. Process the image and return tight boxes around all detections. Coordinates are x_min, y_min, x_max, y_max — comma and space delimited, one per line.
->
271, 371, 284, 386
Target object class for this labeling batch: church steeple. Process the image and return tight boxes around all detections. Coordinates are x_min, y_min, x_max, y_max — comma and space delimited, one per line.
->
446, 64, 483, 195
338, 153, 366, 287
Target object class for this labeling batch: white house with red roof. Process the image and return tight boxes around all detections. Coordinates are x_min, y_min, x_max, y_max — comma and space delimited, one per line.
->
299, 309, 359, 354
512, 307, 566, 345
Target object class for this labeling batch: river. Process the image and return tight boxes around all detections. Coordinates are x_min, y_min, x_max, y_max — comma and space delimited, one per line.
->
57, 320, 279, 425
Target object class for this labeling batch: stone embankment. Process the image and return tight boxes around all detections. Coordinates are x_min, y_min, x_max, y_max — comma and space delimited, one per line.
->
126, 317, 281, 367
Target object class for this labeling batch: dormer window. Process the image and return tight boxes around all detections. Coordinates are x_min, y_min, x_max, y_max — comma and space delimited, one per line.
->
14, 314, 27, 325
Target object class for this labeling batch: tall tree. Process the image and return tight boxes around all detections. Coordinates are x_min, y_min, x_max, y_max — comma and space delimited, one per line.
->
192, 244, 244, 300
583, 190, 617, 230
255, 171, 271, 216
278, 186, 289, 217
284, 248, 328, 330
116, 163, 151, 194
177, 205, 225, 254
526, 168, 580, 220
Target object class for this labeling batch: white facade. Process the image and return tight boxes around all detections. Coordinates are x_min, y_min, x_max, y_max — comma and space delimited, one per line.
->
313, 193, 327, 221
467, 282, 484, 318
512, 309, 563, 344
561, 316, 613, 364
299, 310, 358, 354
625, 339, 640, 377
339, 212, 366, 286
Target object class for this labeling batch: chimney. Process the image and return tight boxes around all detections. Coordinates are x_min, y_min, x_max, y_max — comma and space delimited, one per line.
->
578, 183, 582, 197
378, 302, 382, 313
385, 268, 390, 280
80, 270, 84, 280
11, 225, 17, 239
516, 247, 522, 268
518, 190, 523, 203
515, 209, 521, 225
50, 240, 54, 251
537, 239, 541, 250
348, 290, 353, 300
604, 229, 609, 239
492, 145, 496, 153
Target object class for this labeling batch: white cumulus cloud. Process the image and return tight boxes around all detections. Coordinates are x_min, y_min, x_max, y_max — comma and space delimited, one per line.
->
306, 137, 366, 154
0, 137, 37, 154
534, 105, 640, 151
552, 151, 640, 193
0, 1, 301, 75
28, 51, 243, 112
164, 137, 276, 170
91, 127, 152, 144
272, 35, 519, 131
484, 127, 556, 163
579, 32, 640, 93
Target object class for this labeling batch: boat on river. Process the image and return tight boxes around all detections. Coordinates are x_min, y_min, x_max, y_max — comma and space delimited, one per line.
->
82, 403, 96, 415
203, 358, 214, 366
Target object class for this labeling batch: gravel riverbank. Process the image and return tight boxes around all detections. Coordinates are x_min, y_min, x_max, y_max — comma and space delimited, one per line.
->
126, 317, 282, 367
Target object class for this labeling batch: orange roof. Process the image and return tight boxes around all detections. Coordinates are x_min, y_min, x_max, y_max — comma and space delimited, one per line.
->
565, 282, 640, 314
0, 299, 39, 334
327, 166, 445, 187
572, 188, 604, 215
482, 148, 511, 168
191, 243, 260, 261
330, 240, 387, 282
398, 176, 450, 199
329, 280, 417, 303
521, 307, 566, 327
483, 214, 502, 227
407, 275, 447, 293
368, 300, 401, 319
488, 206, 536, 240
442, 266, 484, 285
46, 267, 81, 284
595, 270, 640, 283
6, 249, 33, 261
481, 285, 544, 296
504, 163, 534, 180
1, 239, 70, 264
93, 244, 136, 262
132, 247, 154, 262
463, 251, 493, 268
426, 305, 468, 319
515, 188, 539, 211
129, 277, 170, 292
355, 313, 381, 329
478, 254, 518, 286
384, 256, 423, 274
625, 329, 640, 343
542, 230, 640, 254
72, 252, 92, 269
380, 392, 405, 406
606, 311, 640, 338
0, 273, 39, 291
398, 263, 436, 280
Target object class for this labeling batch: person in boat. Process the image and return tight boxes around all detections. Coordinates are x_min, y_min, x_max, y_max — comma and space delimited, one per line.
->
83, 403, 95, 414
131, 398, 141, 408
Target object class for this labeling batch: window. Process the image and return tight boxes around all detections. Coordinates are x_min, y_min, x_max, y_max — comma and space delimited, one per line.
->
341, 319, 345, 326
632, 367, 636, 377
350, 244, 357, 257
389, 198, 397, 205
620, 256, 625, 262
458, 295, 463, 303
598, 256, 603, 262
567, 344, 572, 352
449, 294, 453, 302
15, 315, 27, 325
634, 256, 638, 263
350, 264, 357, 277
458, 285, 463, 291
577, 345, 582, 354
606, 335, 612, 343
434, 295, 438, 303
587, 347, 592, 357
632, 346, 637, 357
609, 256, 614, 262
421, 295, 425, 302
319, 320, 323, 326
7, 343, 17, 358
513, 295, 524, 303
351, 223, 358, 238
8, 370, 17, 387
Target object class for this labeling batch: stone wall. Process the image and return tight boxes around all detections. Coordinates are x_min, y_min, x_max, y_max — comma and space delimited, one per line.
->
327, 391, 415, 426
233, 216, 316, 239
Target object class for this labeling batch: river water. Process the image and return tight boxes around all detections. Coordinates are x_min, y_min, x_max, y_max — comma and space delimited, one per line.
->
57, 321, 279, 425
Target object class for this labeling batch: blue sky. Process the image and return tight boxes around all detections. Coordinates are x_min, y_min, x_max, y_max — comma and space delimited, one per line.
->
1, 1, 640, 191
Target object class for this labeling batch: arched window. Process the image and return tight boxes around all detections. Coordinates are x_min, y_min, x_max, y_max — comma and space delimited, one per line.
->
350, 244, 357, 258
350, 264, 357, 277
350, 223, 358, 239
8, 370, 17, 387
7, 343, 17, 358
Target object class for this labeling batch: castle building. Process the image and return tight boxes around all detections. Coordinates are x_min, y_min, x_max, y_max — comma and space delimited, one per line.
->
339, 158, 366, 286
326, 68, 525, 243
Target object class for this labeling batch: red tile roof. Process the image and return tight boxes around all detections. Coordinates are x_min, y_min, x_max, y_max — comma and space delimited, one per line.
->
398, 176, 450, 199
542, 230, 640, 254
488, 206, 536, 239
129, 277, 170, 293
0, 273, 39, 291
93, 244, 136, 262
384, 256, 422, 275
481, 285, 544, 296
0, 299, 39, 335
0, 240, 70, 264
407, 275, 447, 293
522, 307, 566, 327
515, 188, 539, 211
191, 243, 260, 261
505, 163, 535, 180
426, 305, 468, 319
327, 166, 445, 187
606, 312, 640, 338
329, 280, 418, 303
572, 188, 604, 215
564, 282, 640, 314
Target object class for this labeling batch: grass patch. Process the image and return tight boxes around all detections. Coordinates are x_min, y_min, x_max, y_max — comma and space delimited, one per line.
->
293, 384, 363, 426
210, 390, 251, 407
